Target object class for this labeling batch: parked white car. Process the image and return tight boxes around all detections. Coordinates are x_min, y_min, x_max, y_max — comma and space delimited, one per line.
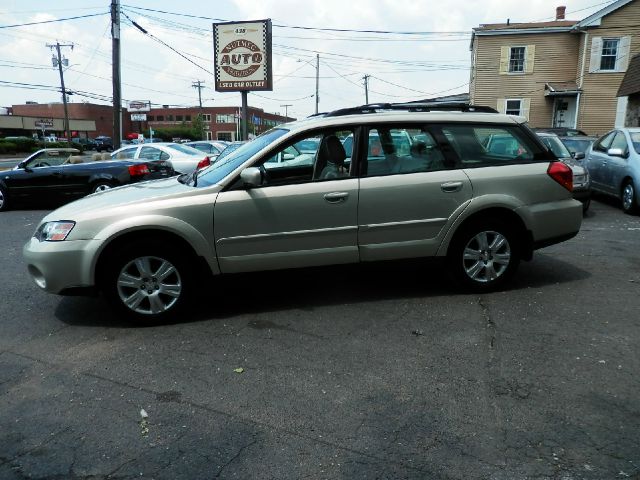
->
111, 142, 211, 174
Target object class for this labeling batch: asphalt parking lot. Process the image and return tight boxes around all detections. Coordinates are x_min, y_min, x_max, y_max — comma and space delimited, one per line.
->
1, 198, 639, 480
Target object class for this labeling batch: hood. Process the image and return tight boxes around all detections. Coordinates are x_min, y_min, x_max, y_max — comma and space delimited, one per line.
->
43, 177, 219, 222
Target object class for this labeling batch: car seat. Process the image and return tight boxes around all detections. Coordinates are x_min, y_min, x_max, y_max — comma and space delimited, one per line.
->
316, 135, 348, 180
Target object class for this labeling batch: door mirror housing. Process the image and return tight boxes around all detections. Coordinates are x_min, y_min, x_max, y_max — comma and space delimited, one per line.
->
607, 148, 627, 158
282, 152, 295, 161
240, 167, 262, 187
574, 152, 585, 160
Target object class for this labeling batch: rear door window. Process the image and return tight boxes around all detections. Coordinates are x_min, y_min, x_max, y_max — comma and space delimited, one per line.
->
362, 126, 447, 177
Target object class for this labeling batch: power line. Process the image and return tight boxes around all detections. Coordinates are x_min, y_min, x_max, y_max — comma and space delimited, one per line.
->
0, 12, 108, 30
121, 5, 469, 35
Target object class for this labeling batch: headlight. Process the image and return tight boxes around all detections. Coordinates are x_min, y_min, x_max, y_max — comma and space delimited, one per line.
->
34, 221, 76, 242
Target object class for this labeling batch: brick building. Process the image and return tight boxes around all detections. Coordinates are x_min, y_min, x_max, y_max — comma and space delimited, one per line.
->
10, 102, 113, 138
143, 105, 290, 141
7, 102, 291, 141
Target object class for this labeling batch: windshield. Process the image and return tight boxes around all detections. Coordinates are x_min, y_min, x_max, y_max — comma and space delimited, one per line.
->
194, 129, 289, 187
630, 132, 640, 154
166, 143, 203, 155
540, 136, 571, 158
561, 138, 593, 155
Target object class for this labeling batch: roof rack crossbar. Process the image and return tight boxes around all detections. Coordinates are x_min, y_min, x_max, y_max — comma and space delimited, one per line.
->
325, 102, 498, 117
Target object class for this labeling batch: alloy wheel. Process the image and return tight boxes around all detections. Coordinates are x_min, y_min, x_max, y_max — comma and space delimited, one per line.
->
462, 230, 511, 283
622, 183, 635, 212
116, 256, 182, 315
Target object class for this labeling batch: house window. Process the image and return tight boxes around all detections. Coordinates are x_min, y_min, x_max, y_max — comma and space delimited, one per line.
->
202, 114, 211, 122
176, 115, 183, 121
600, 38, 619, 71
167, 115, 174, 121
216, 114, 235, 123
509, 47, 526, 73
505, 99, 522, 116
156, 115, 164, 121
147, 115, 154, 121
185, 115, 191, 121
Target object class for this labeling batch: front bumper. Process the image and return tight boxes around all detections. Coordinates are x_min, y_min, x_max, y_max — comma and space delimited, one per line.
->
23, 237, 100, 294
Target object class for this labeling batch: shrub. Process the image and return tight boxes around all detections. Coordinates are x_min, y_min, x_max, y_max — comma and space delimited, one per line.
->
0, 141, 18, 154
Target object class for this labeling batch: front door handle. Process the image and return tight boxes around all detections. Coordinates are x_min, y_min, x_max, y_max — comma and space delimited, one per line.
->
441, 181, 463, 193
324, 192, 349, 203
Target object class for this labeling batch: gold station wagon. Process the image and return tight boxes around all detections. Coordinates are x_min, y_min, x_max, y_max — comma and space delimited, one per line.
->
23, 103, 582, 322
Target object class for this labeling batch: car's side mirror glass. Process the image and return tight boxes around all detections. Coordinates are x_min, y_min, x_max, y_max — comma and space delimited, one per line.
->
574, 152, 585, 160
240, 167, 262, 188
607, 148, 626, 158
282, 152, 295, 161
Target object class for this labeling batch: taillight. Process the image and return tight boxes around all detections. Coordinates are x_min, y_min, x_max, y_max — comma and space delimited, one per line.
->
547, 161, 573, 192
196, 156, 211, 170
128, 164, 150, 176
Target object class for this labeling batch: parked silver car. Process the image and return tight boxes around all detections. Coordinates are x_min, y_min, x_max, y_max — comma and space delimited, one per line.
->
111, 142, 211, 174
537, 132, 591, 212
23, 104, 583, 322
583, 128, 640, 214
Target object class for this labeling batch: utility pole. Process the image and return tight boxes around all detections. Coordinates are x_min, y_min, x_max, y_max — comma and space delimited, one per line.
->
363, 75, 370, 104
315, 54, 320, 115
47, 42, 73, 143
192, 80, 206, 140
280, 104, 292, 121
111, 0, 122, 150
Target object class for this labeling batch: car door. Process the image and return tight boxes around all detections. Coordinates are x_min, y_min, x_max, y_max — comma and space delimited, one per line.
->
4, 150, 69, 198
586, 131, 616, 191
214, 130, 359, 273
357, 125, 472, 261
601, 130, 630, 195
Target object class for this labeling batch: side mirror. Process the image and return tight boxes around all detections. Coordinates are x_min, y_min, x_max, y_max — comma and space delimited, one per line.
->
282, 152, 295, 161
607, 148, 626, 158
574, 152, 585, 160
240, 167, 262, 187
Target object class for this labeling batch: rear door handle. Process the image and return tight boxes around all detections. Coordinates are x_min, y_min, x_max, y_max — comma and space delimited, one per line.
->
324, 192, 349, 203
441, 181, 463, 193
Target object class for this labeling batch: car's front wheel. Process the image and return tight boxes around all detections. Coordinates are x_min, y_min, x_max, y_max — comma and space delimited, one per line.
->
447, 219, 520, 292
622, 180, 638, 215
102, 241, 194, 323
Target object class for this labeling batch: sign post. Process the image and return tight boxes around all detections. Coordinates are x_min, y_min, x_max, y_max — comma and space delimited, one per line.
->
213, 20, 272, 140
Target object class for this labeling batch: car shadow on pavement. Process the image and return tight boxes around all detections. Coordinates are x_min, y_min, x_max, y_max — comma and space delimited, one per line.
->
53, 255, 590, 327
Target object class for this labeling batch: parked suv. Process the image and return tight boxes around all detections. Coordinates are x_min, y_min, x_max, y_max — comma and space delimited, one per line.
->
23, 103, 583, 322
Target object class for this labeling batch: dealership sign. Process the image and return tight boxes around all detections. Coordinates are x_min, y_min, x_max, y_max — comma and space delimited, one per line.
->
213, 20, 272, 92
34, 118, 54, 128
130, 113, 147, 122
127, 101, 150, 112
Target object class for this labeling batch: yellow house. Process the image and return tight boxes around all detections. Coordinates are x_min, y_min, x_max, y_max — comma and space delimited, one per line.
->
470, 0, 640, 135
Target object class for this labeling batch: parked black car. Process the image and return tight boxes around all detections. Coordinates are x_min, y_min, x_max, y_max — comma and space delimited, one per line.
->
72, 137, 97, 151
94, 136, 113, 152
533, 127, 588, 137
0, 148, 174, 211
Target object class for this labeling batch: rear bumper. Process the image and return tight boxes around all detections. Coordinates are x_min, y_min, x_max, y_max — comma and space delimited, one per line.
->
517, 197, 583, 248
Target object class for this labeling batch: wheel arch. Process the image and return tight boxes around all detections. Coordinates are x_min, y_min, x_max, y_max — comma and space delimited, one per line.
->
441, 207, 533, 261
94, 228, 215, 291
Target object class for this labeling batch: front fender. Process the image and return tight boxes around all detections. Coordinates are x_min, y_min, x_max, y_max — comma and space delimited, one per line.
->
89, 214, 219, 280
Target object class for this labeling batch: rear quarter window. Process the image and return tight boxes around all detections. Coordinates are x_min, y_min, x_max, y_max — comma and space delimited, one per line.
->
441, 124, 547, 167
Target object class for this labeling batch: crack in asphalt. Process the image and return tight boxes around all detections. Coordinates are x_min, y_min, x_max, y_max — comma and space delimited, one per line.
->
212, 438, 257, 478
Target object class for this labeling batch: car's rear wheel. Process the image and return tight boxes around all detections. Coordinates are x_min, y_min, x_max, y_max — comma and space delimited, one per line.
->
92, 181, 115, 194
102, 241, 194, 323
0, 185, 8, 212
447, 219, 520, 292
621, 180, 638, 215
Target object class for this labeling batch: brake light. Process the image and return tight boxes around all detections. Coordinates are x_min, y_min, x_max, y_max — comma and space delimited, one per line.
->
128, 164, 150, 176
196, 156, 211, 170
547, 161, 573, 192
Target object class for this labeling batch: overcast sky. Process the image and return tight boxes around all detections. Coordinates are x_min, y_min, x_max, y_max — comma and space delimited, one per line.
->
0, 0, 616, 119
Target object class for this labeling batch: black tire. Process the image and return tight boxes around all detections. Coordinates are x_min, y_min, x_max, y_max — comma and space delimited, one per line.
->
447, 218, 520, 292
0, 184, 8, 212
101, 240, 195, 323
91, 181, 116, 194
621, 180, 638, 215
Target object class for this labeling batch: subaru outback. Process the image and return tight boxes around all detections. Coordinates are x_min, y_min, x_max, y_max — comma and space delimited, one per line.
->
23, 103, 583, 322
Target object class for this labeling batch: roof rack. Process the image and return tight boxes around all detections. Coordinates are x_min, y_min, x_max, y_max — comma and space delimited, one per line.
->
324, 102, 498, 117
